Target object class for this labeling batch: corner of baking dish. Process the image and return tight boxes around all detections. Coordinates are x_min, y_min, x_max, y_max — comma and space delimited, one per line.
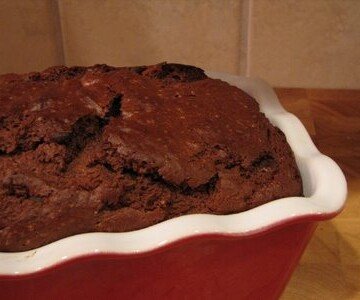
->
0, 72, 347, 275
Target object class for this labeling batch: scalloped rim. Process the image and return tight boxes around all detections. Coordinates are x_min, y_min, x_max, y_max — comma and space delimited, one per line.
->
0, 72, 347, 275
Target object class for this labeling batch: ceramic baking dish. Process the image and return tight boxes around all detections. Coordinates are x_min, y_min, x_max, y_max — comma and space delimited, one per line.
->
0, 73, 347, 300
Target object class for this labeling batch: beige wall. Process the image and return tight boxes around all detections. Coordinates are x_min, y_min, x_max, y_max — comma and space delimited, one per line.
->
248, 0, 360, 89
0, 0, 64, 74
0, 0, 359, 88
58, 0, 244, 75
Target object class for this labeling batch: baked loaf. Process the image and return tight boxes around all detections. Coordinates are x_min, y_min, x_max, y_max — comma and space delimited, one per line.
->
0, 63, 302, 252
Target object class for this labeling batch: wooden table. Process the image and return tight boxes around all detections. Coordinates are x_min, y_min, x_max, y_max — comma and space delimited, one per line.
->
274, 89, 360, 299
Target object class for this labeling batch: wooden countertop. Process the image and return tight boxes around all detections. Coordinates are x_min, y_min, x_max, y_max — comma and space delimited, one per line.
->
274, 88, 360, 300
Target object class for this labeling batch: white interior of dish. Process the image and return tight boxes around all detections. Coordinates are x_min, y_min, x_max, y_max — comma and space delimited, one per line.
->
0, 72, 347, 275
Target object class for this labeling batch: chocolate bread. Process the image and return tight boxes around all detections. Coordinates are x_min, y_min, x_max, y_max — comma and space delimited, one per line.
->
0, 63, 302, 252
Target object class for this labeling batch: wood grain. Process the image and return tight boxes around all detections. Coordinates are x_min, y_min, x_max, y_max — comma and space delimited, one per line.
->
275, 88, 360, 300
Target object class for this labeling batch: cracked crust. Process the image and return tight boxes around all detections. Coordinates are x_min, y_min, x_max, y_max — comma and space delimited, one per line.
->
0, 63, 302, 251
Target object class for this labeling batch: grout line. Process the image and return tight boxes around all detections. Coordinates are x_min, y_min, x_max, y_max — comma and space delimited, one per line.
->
239, 0, 249, 75
239, 0, 252, 76
246, 0, 253, 77
54, 0, 67, 65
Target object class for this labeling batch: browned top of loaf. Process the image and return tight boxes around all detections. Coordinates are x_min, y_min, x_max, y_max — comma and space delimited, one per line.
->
0, 63, 302, 252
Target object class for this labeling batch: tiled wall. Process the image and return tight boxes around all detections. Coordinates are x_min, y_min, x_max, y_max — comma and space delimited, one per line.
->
0, 0, 63, 73
248, 0, 360, 89
0, 0, 359, 88
58, 0, 244, 75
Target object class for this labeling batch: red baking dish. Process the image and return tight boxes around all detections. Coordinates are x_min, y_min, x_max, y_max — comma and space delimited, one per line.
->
0, 73, 347, 300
